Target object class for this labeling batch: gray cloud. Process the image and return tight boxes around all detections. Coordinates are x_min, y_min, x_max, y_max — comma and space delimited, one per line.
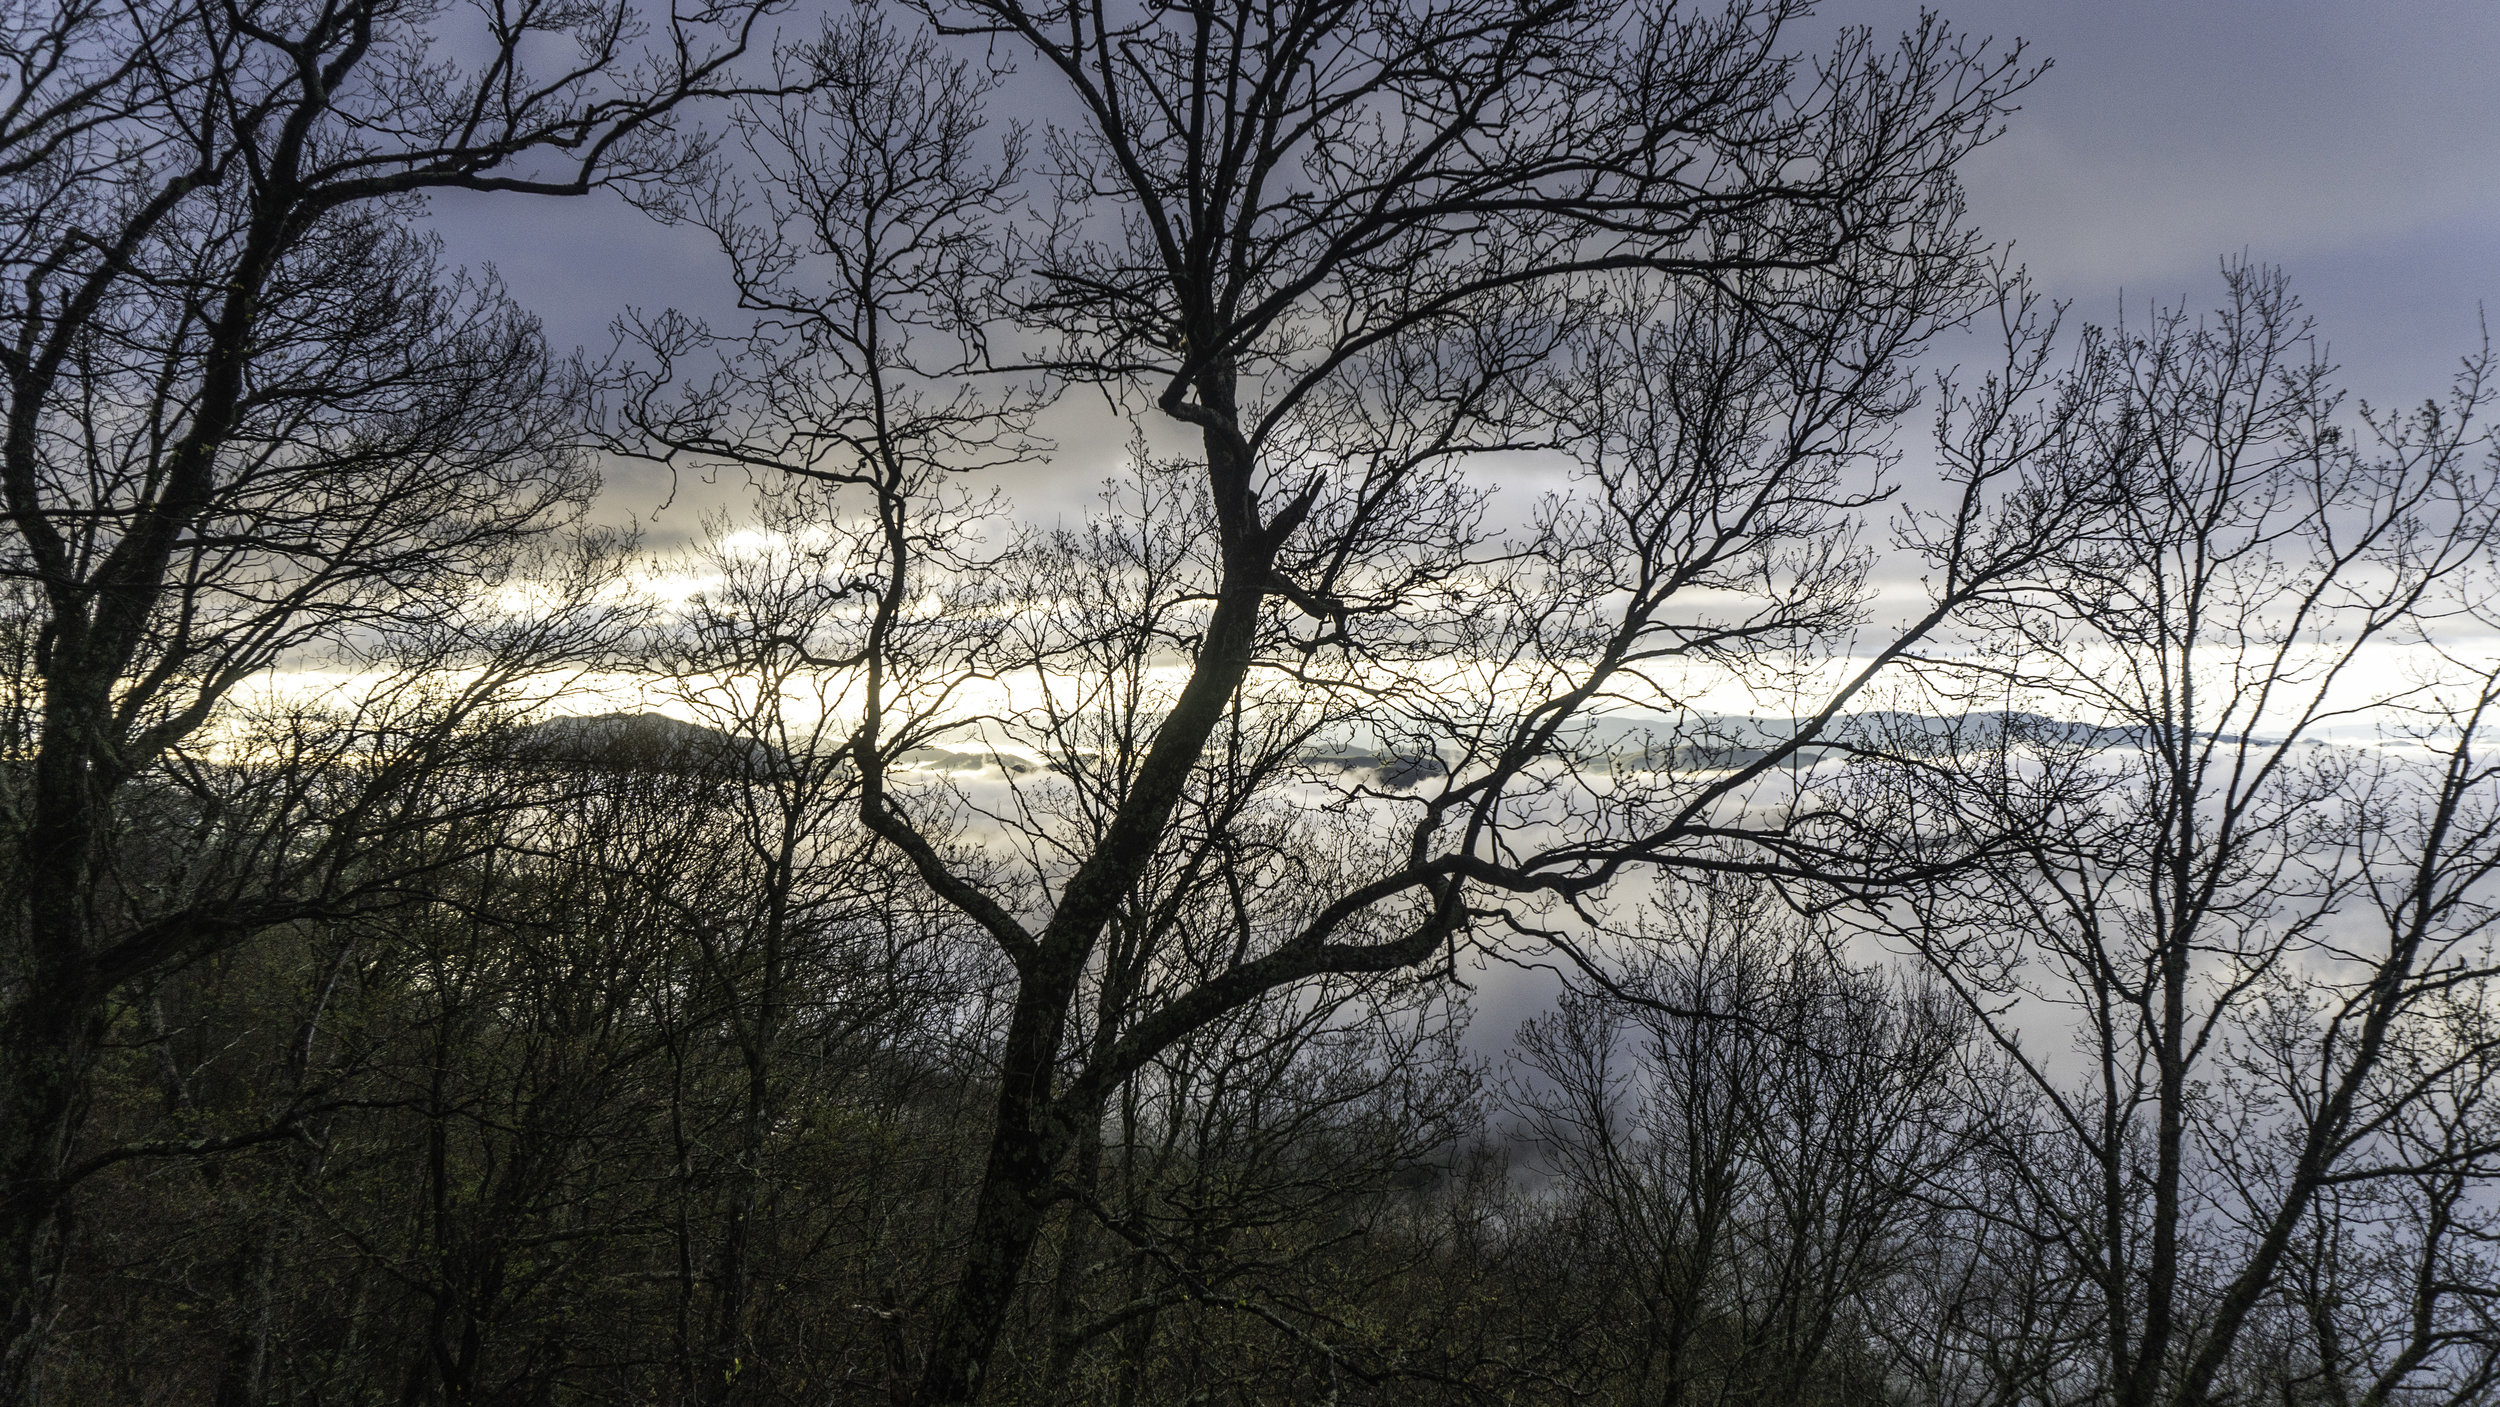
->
1931, 0, 2500, 398
421, 1, 2500, 527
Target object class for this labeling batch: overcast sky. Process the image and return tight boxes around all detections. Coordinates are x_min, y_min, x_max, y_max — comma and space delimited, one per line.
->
424, 0, 2500, 531
1931, 0, 2500, 400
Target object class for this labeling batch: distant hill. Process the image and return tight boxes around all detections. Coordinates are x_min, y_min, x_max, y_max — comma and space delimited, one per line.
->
506, 711, 784, 777
500, 709, 2214, 787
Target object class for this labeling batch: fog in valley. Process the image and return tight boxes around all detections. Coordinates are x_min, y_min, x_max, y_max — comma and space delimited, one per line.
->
4, 2, 2499, 1404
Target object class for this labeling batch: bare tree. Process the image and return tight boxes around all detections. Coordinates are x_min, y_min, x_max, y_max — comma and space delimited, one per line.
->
0, 0, 786, 1388
636, 486, 1006, 1405
1855, 266, 2500, 1407
1509, 878, 1983, 1406
610, 2, 2085, 1399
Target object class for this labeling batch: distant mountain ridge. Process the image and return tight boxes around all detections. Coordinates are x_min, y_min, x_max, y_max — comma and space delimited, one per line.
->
507, 711, 782, 776
504, 708, 2243, 786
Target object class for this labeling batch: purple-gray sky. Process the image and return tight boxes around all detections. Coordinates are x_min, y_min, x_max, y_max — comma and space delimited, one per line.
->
423, 0, 2500, 529
1935, 0, 2500, 405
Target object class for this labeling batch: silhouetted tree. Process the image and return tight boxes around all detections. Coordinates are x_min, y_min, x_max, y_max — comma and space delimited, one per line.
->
615, 2, 2074, 1400
0, 0, 782, 1389
1857, 266, 2500, 1407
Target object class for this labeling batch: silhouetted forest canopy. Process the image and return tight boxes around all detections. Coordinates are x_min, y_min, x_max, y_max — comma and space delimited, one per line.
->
3, 0, 2497, 1403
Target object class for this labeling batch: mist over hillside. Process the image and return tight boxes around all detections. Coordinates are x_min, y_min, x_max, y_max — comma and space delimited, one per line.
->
5, 1, 2498, 1405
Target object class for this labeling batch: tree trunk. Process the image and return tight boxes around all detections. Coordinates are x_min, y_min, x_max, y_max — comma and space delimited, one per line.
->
906, 984, 1074, 1406
0, 702, 109, 1405
903, 409, 1274, 1406
0, 990, 96, 1407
